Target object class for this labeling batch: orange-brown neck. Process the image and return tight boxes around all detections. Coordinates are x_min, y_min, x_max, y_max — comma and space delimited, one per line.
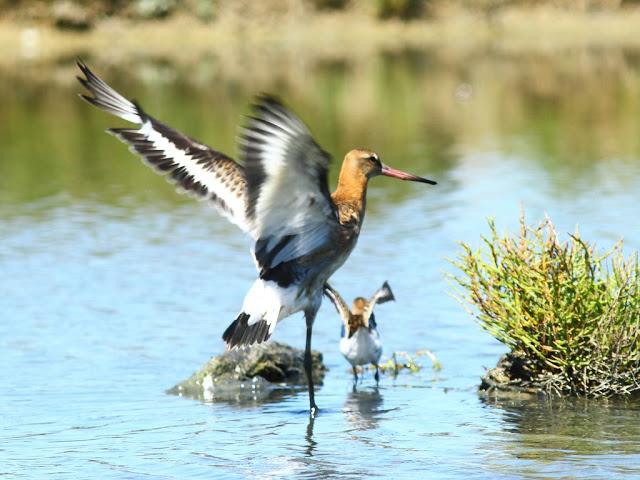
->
331, 162, 369, 218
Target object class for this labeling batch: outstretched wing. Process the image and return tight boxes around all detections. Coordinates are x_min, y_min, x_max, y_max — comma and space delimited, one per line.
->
323, 283, 351, 327
240, 96, 339, 280
363, 281, 395, 324
76, 60, 251, 233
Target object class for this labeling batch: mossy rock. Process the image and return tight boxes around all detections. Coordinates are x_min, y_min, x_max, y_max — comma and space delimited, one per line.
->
168, 341, 327, 403
480, 353, 546, 396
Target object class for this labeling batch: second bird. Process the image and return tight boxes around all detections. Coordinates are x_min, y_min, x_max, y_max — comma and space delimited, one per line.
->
324, 282, 395, 384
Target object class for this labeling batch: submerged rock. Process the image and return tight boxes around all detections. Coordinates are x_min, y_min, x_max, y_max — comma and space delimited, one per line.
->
168, 341, 327, 403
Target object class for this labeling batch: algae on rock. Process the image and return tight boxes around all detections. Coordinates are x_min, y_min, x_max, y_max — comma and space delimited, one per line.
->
168, 341, 327, 403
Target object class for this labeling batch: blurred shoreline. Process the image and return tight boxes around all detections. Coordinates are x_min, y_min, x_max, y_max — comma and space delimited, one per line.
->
3, 3, 640, 77
3, 2, 640, 207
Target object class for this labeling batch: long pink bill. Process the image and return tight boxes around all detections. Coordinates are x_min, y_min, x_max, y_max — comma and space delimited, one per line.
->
381, 164, 437, 185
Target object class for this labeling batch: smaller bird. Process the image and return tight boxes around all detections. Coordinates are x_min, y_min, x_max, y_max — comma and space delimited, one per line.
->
324, 282, 395, 384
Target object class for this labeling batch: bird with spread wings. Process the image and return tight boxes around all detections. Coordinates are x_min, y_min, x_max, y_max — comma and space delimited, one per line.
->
77, 60, 435, 415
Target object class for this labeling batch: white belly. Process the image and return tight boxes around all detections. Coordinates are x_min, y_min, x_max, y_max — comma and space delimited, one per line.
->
339, 328, 382, 367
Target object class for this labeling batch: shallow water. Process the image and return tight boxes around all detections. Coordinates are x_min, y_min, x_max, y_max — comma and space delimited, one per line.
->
2, 51, 640, 479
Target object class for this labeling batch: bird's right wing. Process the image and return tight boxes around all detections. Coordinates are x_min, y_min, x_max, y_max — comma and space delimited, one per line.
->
240, 96, 339, 279
362, 281, 395, 324
323, 283, 351, 327
77, 60, 251, 233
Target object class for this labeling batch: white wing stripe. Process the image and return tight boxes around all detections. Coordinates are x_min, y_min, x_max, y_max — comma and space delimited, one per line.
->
78, 61, 253, 233
122, 123, 247, 229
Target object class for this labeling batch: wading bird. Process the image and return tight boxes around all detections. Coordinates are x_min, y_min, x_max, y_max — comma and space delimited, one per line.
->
77, 61, 436, 415
324, 282, 395, 384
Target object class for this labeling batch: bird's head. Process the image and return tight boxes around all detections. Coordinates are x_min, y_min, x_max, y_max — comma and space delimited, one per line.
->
351, 297, 368, 315
343, 149, 437, 185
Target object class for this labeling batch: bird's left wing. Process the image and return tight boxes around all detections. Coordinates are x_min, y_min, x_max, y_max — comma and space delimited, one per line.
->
363, 281, 395, 324
323, 283, 351, 327
76, 60, 251, 233
241, 96, 339, 276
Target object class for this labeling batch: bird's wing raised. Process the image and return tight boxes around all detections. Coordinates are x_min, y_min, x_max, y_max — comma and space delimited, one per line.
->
241, 95, 338, 273
323, 283, 351, 327
363, 281, 395, 324
77, 60, 251, 233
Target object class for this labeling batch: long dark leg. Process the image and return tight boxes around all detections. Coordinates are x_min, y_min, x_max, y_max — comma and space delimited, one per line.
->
304, 309, 319, 417
352, 366, 358, 384
374, 364, 380, 385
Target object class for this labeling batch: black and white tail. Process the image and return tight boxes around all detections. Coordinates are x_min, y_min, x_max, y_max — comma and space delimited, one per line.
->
221, 278, 302, 349
222, 313, 272, 349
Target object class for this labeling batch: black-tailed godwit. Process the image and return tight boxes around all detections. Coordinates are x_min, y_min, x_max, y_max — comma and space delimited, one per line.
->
77, 61, 435, 415
324, 282, 395, 384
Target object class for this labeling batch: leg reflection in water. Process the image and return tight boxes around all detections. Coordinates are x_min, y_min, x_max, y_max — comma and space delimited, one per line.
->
305, 415, 317, 457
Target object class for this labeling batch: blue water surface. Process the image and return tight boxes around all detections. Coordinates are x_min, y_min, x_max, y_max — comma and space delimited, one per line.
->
2, 58, 640, 479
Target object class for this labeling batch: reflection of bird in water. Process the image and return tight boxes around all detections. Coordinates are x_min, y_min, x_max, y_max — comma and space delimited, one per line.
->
324, 282, 395, 384
77, 61, 435, 416
343, 387, 384, 431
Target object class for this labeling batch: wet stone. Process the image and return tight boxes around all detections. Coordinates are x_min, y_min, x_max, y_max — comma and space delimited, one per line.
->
479, 353, 544, 397
168, 341, 327, 403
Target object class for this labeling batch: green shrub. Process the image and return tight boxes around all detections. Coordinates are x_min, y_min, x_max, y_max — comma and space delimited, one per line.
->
452, 213, 640, 396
